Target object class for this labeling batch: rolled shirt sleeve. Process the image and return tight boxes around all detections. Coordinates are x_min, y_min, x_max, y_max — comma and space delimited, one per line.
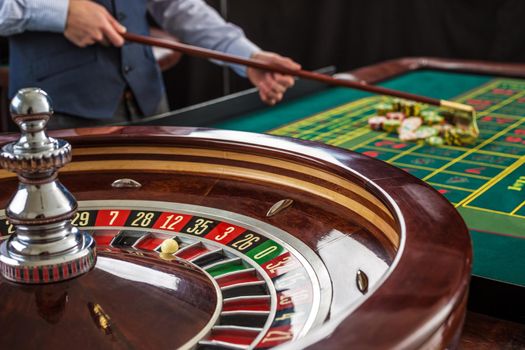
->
148, 0, 260, 76
0, 0, 69, 36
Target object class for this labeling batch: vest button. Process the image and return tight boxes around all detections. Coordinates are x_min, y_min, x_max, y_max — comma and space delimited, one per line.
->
124, 65, 133, 74
117, 12, 127, 21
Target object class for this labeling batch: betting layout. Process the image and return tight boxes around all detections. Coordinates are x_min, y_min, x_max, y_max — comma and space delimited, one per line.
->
0, 200, 333, 350
270, 78, 525, 286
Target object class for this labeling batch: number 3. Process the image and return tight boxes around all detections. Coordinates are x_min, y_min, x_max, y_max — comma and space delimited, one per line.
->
215, 226, 235, 241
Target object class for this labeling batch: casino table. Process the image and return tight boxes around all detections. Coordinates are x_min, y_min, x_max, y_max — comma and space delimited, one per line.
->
0, 93, 472, 349
0, 60, 524, 349
128, 58, 525, 346
142, 58, 525, 294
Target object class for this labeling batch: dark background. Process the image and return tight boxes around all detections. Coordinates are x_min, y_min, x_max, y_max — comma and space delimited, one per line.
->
2, 0, 525, 109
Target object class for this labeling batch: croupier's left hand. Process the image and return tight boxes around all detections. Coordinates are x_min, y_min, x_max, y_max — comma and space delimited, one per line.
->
247, 52, 301, 106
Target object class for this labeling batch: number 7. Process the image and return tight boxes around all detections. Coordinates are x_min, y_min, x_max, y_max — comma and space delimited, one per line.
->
109, 211, 119, 225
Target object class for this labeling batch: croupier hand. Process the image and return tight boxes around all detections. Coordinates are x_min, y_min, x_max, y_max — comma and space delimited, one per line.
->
247, 52, 301, 106
65, 0, 127, 48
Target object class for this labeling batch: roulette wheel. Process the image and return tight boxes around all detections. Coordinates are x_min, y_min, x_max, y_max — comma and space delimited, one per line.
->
0, 89, 471, 349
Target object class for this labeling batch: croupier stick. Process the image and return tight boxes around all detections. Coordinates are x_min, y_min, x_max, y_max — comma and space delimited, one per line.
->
123, 32, 477, 130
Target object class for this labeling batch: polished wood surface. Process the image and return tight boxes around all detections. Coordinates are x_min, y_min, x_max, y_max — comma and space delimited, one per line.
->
348, 57, 525, 84
0, 127, 471, 349
461, 312, 525, 350
0, 250, 218, 349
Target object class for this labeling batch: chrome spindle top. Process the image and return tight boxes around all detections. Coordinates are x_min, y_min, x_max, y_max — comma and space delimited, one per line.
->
0, 88, 96, 284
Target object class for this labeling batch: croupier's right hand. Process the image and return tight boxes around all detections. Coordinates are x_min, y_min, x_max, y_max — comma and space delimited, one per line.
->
64, 0, 126, 47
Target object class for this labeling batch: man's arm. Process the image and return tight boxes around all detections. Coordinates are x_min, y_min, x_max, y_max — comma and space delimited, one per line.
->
148, 0, 300, 105
0, 0, 125, 47
0, 0, 69, 36
148, 0, 259, 76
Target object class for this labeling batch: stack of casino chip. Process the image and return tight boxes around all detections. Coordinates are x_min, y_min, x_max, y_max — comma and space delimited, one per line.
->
443, 128, 462, 146
402, 101, 421, 117
421, 110, 445, 126
386, 112, 405, 121
368, 116, 387, 130
389, 99, 422, 116
415, 126, 438, 139
369, 102, 409, 133
391, 98, 403, 112
383, 110, 406, 133
369, 99, 479, 146
426, 136, 444, 146
375, 102, 393, 116
442, 126, 478, 146
383, 119, 402, 133
398, 117, 422, 141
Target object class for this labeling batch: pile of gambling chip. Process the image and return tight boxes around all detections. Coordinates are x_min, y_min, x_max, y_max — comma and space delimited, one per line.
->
368, 99, 477, 146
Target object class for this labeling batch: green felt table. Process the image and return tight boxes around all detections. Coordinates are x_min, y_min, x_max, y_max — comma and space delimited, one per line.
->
213, 68, 525, 288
